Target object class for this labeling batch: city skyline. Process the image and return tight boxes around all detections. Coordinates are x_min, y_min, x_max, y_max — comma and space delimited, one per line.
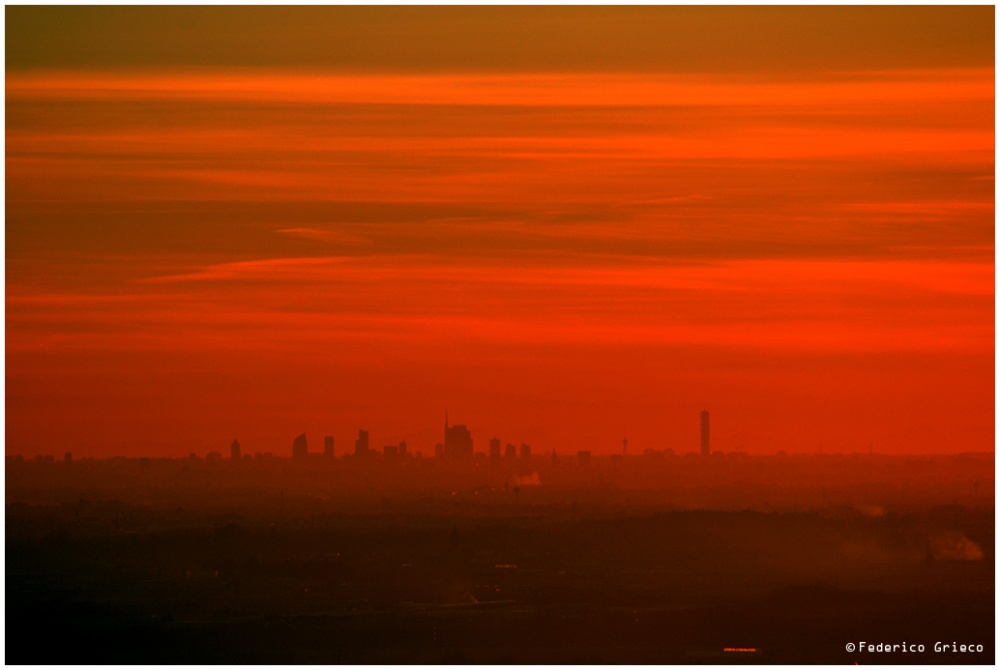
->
22, 405, 994, 464
5, 9, 992, 665
6, 7, 993, 459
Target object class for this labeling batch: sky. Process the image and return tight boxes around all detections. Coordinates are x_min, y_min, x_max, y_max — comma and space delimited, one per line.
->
5, 7, 994, 458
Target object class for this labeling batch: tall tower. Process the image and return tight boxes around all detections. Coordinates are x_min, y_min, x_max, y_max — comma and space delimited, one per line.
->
324, 436, 335, 458
444, 417, 473, 459
292, 433, 309, 458
700, 410, 710, 456
231, 439, 241, 461
355, 429, 369, 457
292, 433, 308, 459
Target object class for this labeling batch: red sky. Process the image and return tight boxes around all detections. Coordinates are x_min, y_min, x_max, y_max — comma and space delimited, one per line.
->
5, 7, 994, 458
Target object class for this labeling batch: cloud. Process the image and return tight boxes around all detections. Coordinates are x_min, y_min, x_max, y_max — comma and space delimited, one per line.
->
927, 531, 984, 561
7, 69, 993, 108
7, 67, 990, 273
6, 7, 993, 74
6, 255, 990, 357
274, 228, 369, 246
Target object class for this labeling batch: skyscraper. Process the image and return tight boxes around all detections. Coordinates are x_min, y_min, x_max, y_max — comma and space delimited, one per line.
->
231, 439, 241, 461
489, 437, 501, 461
355, 429, 369, 457
700, 410, 710, 456
324, 435, 335, 458
292, 433, 308, 459
444, 412, 473, 459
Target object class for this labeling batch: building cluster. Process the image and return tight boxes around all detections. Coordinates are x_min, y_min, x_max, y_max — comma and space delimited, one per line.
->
225, 410, 712, 463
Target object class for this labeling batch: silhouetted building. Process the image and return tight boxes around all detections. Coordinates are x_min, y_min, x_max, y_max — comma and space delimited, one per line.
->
355, 429, 370, 457
577, 450, 592, 465
505, 443, 517, 460
231, 439, 241, 461
520, 443, 531, 461
292, 433, 308, 459
399, 440, 408, 458
207, 450, 222, 462
444, 412, 473, 459
64, 452, 72, 464
700, 410, 710, 456
324, 436, 335, 458
489, 437, 501, 461
383, 444, 398, 460
434, 443, 444, 459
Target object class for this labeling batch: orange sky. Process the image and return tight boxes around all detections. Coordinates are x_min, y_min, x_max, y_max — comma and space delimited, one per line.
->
5, 7, 994, 458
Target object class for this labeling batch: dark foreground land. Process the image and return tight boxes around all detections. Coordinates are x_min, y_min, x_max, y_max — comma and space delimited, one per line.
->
6, 454, 995, 664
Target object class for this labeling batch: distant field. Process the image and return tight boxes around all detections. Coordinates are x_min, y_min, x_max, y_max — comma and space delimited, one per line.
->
6, 460, 994, 664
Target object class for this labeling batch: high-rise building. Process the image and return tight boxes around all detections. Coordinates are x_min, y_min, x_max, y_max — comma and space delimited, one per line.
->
444, 412, 473, 459
355, 429, 370, 457
324, 436, 335, 458
399, 440, 408, 458
700, 410, 710, 456
489, 437, 501, 461
520, 443, 532, 461
505, 443, 517, 460
231, 439, 241, 461
292, 433, 308, 459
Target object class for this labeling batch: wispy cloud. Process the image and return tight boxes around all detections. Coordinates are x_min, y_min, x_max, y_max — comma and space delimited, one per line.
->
8, 69, 993, 107
8, 256, 991, 357
5, 56, 993, 456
